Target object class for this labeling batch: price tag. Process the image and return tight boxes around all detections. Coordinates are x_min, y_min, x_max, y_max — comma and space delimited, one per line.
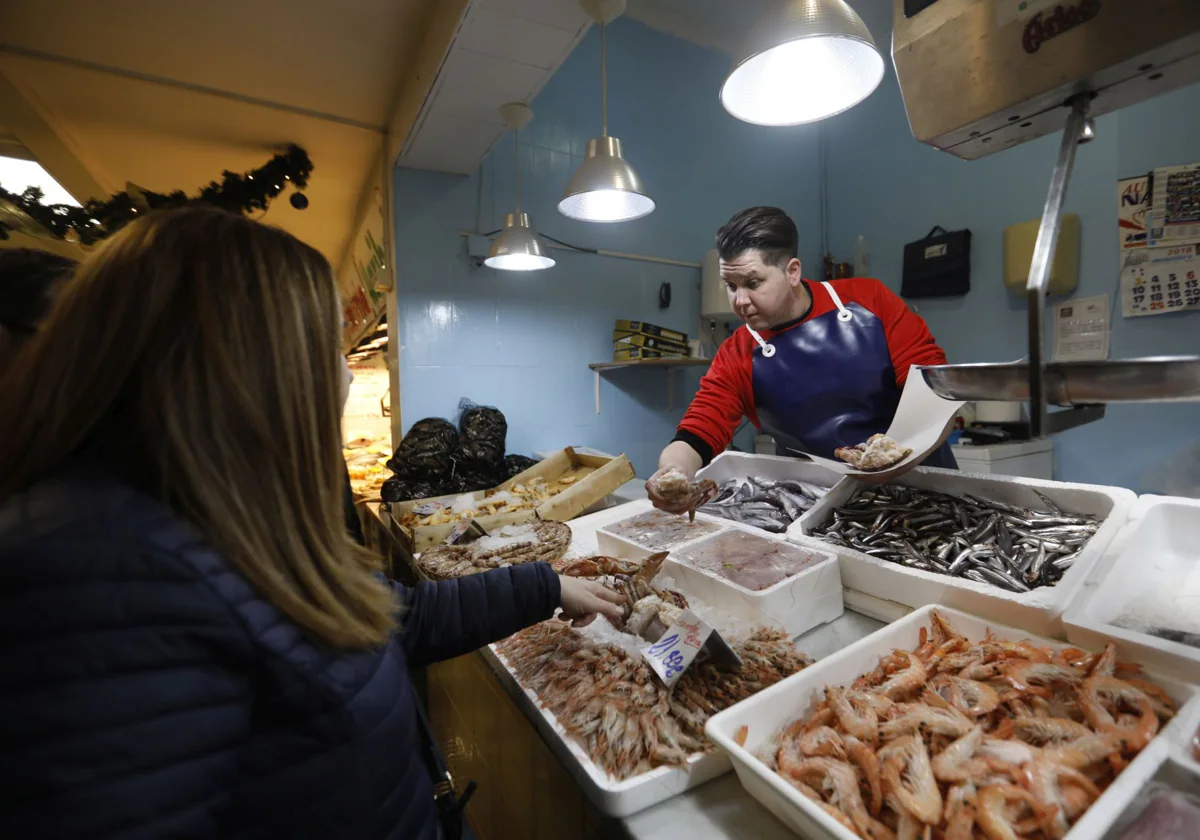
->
641, 609, 742, 688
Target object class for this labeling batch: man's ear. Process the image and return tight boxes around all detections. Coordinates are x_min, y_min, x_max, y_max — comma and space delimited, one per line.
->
786, 257, 803, 287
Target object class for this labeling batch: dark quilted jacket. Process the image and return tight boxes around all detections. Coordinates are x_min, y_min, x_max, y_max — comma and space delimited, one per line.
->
0, 469, 561, 839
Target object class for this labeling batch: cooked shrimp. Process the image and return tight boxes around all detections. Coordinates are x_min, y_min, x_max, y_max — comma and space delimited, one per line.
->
943, 783, 977, 840
1088, 642, 1118, 677
1122, 677, 1178, 719
1002, 660, 1083, 693
827, 685, 879, 744
932, 726, 984, 783
845, 734, 883, 817
877, 651, 928, 700
977, 737, 1038, 768
1018, 759, 1091, 839
879, 703, 974, 740
930, 674, 1001, 716
930, 609, 965, 644
881, 735, 943, 825
734, 725, 748, 747
1042, 732, 1126, 769
1010, 716, 1092, 745
800, 725, 847, 759
804, 704, 837, 732
1078, 675, 1160, 751
976, 784, 1049, 840
789, 757, 896, 840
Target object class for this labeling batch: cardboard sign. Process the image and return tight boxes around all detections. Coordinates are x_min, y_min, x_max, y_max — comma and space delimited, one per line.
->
641, 609, 742, 688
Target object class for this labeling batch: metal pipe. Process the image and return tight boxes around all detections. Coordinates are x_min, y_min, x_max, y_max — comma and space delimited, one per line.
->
1026, 97, 1090, 437
457, 230, 701, 269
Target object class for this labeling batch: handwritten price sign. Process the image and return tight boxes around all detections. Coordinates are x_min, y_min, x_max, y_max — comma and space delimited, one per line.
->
641, 610, 742, 688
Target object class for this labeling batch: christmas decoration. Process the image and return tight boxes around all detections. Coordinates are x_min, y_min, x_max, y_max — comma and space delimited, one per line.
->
0, 145, 312, 245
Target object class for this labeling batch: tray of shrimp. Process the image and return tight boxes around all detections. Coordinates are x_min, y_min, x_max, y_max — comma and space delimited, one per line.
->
706, 606, 1197, 840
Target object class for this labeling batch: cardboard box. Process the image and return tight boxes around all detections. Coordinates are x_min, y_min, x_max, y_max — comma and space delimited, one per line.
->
613, 319, 688, 344
612, 346, 687, 362
612, 330, 691, 355
389, 448, 636, 554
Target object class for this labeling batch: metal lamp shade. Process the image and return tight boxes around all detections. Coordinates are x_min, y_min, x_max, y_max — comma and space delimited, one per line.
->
558, 136, 655, 223
485, 213, 555, 271
721, 0, 885, 127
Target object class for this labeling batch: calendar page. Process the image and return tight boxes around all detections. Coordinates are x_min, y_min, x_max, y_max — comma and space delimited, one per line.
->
1120, 244, 1200, 317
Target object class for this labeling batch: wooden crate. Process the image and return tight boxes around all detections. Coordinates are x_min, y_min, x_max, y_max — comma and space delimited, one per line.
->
390, 448, 634, 554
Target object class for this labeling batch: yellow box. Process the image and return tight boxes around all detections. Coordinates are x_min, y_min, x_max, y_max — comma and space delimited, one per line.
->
1003, 214, 1081, 296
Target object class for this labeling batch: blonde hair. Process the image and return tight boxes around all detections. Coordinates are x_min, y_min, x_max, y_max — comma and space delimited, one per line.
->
0, 206, 395, 648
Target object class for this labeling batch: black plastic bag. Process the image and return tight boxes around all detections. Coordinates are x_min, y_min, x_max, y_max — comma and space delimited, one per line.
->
381, 477, 444, 504
504, 455, 539, 479
450, 454, 504, 493
387, 418, 459, 479
457, 398, 507, 465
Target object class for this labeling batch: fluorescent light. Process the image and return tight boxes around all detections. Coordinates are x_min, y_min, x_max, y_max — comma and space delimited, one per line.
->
0, 156, 80, 206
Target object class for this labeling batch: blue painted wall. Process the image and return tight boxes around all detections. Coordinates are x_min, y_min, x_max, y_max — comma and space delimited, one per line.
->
393, 18, 823, 477
822, 0, 1200, 491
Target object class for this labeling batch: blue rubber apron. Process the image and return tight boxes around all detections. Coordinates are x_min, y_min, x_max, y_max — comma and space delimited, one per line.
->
748, 281, 957, 469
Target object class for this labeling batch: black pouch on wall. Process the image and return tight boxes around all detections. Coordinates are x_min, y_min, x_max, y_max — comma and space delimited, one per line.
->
902, 226, 972, 298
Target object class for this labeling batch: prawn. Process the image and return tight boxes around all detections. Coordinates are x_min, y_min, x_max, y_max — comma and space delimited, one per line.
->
876, 651, 928, 700
1042, 731, 1127, 769
932, 726, 985, 783
827, 685, 879, 744
1001, 660, 1083, 693
845, 734, 883, 817
800, 725, 847, 760
880, 735, 943, 825
1018, 759, 1097, 839
929, 674, 1001, 717
879, 703, 974, 740
943, 783, 977, 840
788, 757, 896, 840
976, 784, 1053, 840
1077, 675, 1160, 751
1010, 716, 1093, 745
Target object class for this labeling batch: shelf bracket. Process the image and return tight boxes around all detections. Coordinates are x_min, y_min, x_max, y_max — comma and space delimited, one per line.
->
667, 368, 675, 411
594, 370, 601, 415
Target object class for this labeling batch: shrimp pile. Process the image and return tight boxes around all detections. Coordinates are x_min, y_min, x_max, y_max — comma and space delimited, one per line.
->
759, 610, 1177, 840
497, 621, 811, 780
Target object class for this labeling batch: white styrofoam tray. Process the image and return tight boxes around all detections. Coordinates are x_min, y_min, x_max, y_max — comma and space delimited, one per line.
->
1064, 494, 1200, 684
791, 466, 1136, 638
706, 605, 1198, 840
698, 451, 841, 536
595, 500, 730, 556
1081, 745, 1200, 840
1167, 690, 1200, 779
595, 499, 844, 639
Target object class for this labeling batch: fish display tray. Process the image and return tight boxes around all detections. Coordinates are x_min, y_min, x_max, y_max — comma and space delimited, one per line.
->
706, 606, 1198, 840
1064, 495, 1200, 683
481, 643, 732, 818
1078, 737, 1200, 840
596, 506, 727, 553
596, 501, 844, 639
793, 466, 1135, 638
697, 452, 842, 537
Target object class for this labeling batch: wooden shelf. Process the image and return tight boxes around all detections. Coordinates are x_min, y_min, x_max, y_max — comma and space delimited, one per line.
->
589, 358, 710, 371
588, 358, 711, 413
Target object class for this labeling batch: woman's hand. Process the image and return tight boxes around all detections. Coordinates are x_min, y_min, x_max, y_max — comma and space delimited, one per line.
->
558, 576, 627, 627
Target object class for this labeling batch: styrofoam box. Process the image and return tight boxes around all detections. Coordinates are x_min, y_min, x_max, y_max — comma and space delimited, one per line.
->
1080, 746, 1200, 840
1064, 494, 1200, 683
1167, 690, 1200, 779
698, 451, 842, 536
597, 500, 844, 639
482, 644, 732, 818
706, 606, 1198, 840
792, 466, 1136, 638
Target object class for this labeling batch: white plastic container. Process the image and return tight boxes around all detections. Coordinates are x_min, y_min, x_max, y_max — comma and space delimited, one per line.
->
697, 451, 841, 539
1065, 495, 1200, 683
482, 644, 732, 818
597, 500, 844, 639
793, 466, 1136, 638
706, 606, 1197, 840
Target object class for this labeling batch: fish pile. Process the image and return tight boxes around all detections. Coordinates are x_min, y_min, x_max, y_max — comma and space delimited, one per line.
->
698, 476, 829, 533
812, 486, 1101, 593
417, 521, 571, 579
836, 434, 912, 472
749, 610, 1177, 840
498, 621, 811, 780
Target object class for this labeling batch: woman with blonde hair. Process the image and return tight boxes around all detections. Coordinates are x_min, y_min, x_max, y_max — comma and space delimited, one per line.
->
0, 206, 623, 839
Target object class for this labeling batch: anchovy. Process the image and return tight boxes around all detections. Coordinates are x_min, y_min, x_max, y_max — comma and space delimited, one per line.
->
697, 474, 830, 532
811, 485, 1100, 593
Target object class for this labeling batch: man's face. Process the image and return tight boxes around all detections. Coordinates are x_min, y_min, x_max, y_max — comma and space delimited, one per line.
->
721, 249, 803, 330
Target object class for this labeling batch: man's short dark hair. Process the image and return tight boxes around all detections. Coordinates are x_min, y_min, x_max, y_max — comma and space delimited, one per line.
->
0, 248, 76, 336
715, 206, 799, 269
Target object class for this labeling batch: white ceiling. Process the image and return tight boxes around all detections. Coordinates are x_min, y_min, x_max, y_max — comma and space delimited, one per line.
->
0, 0, 438, 266
625, 0, 764, 56
397, 0, 592, 174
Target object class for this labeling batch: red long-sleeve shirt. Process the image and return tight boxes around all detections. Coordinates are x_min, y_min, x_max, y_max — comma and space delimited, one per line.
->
676, 278, 948, 464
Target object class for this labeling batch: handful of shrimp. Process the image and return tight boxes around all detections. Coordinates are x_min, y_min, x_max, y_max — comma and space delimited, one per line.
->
758, 610, 1177, 840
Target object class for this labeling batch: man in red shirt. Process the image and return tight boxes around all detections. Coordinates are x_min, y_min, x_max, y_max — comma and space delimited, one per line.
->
649, 207, 956, 510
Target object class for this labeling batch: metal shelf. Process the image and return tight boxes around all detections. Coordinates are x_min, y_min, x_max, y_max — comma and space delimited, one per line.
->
588, 358, 711, 414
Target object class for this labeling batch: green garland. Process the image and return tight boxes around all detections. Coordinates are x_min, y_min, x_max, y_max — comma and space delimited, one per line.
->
0, 144, 313, 245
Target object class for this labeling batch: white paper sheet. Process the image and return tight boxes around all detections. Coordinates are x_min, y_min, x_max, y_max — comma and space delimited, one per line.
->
1052, 295, 1110, 362
796, 367, 965, 476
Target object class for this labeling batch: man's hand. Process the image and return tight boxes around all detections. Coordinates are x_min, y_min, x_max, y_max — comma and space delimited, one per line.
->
646, 441, 704, 513
558, 576, 627, 627
854, 418, 957, 486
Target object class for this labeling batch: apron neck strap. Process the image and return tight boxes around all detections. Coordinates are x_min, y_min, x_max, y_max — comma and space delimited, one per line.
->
820, 281, 854, 322
747, 326, 776, 358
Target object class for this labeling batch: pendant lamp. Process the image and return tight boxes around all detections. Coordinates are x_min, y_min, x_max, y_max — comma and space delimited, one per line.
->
486, 103, 555, 271
558, 0, 655, 223
721, 0, 885, 127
